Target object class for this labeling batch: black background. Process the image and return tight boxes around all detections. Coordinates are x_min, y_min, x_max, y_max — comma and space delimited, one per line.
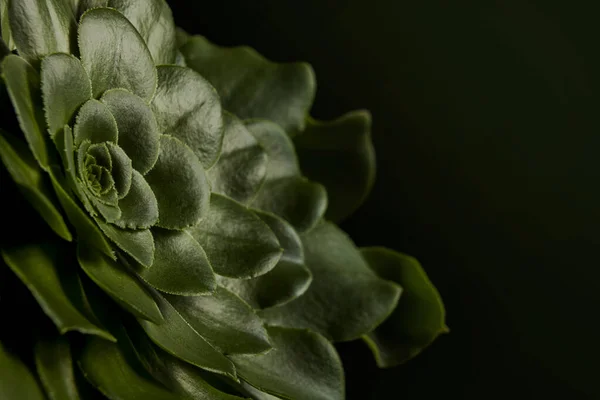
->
169, 1, 599, 399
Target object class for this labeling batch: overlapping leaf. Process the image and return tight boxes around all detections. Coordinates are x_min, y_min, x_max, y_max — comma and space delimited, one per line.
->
34, 336, 80, 400
0, 340, 46, 400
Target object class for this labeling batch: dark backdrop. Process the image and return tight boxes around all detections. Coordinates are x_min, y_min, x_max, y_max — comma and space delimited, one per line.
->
169, 1, 599, 399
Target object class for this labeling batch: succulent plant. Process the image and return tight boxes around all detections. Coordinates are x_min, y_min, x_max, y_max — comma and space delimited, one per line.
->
0, 1, 448, 399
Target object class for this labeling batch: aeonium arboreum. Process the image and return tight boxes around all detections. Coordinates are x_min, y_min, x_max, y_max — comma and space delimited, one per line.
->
0, 1, 448, 399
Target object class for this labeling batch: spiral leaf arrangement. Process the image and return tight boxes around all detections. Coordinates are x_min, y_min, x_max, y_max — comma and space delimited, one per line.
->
0, 1, 447, 399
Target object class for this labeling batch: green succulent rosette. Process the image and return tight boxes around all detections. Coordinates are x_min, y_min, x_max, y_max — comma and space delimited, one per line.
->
0, 1, 448, 399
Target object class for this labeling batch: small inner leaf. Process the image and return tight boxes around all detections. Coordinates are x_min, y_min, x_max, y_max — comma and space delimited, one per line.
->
73, 99, 119, 147
151, 65, 224, 169
78, 7, 157, 101
188, 193, 282, 279
144, 135, 210, 230
114, 169, 158, 229
105, 142, 133, 199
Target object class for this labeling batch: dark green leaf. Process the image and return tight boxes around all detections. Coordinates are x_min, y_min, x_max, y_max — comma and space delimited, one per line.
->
145, 135, 210, 230
294, 112, 376, 223
166, 286, 272, 355
114, 170, 158, 229
181, 36, 315, 136
0, 340, 46, 400
239, 384, 282, 400
79, 337, 183, 400
137, 229, 215, 296
0, 128, 72, 241
188, 193, 282, 279
151, 65, 224, 169
35, 336, 80, 400
138, 293, 237, 380
260, 221, 402, 342
49, 167, 115, 259
73, 99, 118, 147
1, 243, 115, 340
2, 54, 51, 168
230, 326, 344, 400
207, 113, 267, 204
218, 210, 311, 309
108, 0, 177, 65
41, 53, 92, 138
8, 0, 75, 64
105, 141, 132, 199
101, 88, 160, 175
78, 7, 157, 101
361, 247, 448, 367
246, 120, 326, 232
77, 245, 163, 324
95, 218, 154, 268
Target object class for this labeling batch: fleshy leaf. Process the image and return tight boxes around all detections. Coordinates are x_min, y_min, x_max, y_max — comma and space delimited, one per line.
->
260, 221, 402, 342
151, 65, 224, 168
101, 89, 160, 175
218, 210, 311, 309
78, 7, 157, 101
79, 337, 182, 400
114, 169, 158, 229
207, 113, 267, 204
49, 167, 115, 259
95, 218, 154, 267
41, 53, 92, 138
230, 326, 344, 400
127, 326, 247, 400
2, 55, 51, 168
105, 142, 132, 199
181, 35, 315, 136
137, 229, 215, 296
165, 286, 272, 355
247, 120, 327, 232
138, 293, 237, 380
145, 135, 210, 229
8, 0, 75, 64
34, 336, 80, 400
0, 129, 72, 241
1, 243, 115, 340
1, 0, 15, 51
77, 245, 163, 324
73, 99, 119, 147
294, 112, 376, 223
361, 247, 448, 367
108, 0, 177, 65
188, 193, 282, 279
0, 340, 46, 400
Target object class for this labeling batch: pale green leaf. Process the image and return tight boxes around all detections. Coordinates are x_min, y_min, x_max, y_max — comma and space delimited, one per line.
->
95, 217, 154, 268
105, 141, 132, 199
260, 221, 402, 342
361, 247, 448, 367
35, 336, 80, 400
73, 99, 119, 147
0, 128, 72, 241
78, 7, 157, 101
0, 340, 46, 400
1, 54, 51, 168
230, 326, 344, 400
1, 242, 115, 340
1, 0, 15, 50
138, 293, 237, 380
218, 210, 311, 309
8, 0, 76, 64
101, 88, 160, 175
79, 337, 183, 400
108, 0, 177, 65
188, 193, 282, 279
151, 65, 224, 169
180, 35, 315, 135
295, 111, 376, 223
247, 120, 326, 232
41, 53, 92, 138
145, 135, 210, 230
114, 169, 158, 229
77, 245, 163, 324
137, 229, 215, 296
207, 113, 267, 204
165, 286, 272, 355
